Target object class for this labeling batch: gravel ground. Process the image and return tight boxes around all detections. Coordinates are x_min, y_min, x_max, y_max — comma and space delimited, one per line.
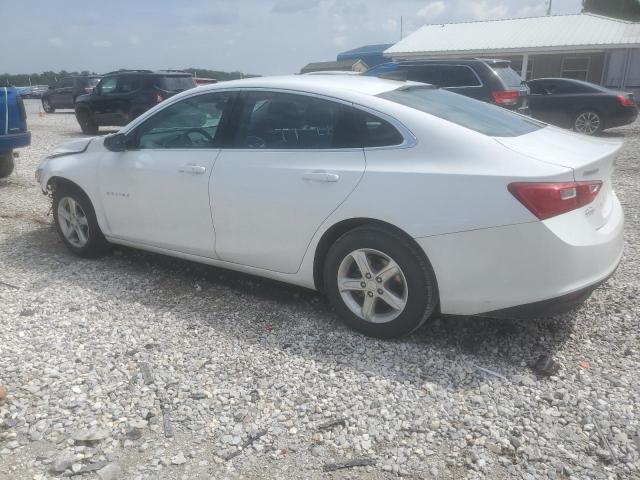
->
1, 100, 639, 480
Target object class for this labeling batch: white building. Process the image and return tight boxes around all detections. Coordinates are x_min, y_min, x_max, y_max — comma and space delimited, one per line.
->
385, 13, 640, 94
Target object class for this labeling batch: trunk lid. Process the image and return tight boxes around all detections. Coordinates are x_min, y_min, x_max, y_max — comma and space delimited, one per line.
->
495, 126, 623, 229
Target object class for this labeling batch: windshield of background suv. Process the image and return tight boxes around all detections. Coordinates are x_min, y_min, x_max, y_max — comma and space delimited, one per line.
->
158, 76, 197, 92
378, 86, 544, 137
493, 66, 524, 88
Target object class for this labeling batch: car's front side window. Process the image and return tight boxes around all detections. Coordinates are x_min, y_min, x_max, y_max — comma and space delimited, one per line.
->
133, 92, 232, 149
99, 77, 118, 95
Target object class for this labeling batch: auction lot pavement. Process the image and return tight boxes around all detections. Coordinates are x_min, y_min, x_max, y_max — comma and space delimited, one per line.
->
1, 100, 639, 479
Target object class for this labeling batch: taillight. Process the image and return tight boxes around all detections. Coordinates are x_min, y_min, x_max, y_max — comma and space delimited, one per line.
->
492, 90, 519, 106
508, 181, 602, 220
155, 93, 165, 103
618, 94, 635, 107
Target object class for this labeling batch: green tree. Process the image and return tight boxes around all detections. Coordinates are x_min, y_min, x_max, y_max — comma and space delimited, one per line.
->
582, 0, 640, 21
1, 68, 258, 87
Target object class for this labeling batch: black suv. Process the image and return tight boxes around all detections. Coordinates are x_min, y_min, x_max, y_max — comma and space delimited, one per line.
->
74, 70, 197, 134
41, 75, 102, 112
365, 58, 529, 112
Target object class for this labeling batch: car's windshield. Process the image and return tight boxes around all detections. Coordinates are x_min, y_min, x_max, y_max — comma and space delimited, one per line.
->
158, 76, 197, 92
87, 77, 101, 87
378, 86, 545, 137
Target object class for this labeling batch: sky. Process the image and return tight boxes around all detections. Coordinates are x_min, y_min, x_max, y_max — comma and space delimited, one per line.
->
1, 0, 583, 76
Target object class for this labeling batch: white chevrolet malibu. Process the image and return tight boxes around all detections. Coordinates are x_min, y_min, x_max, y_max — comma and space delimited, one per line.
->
36, 75, 624, 338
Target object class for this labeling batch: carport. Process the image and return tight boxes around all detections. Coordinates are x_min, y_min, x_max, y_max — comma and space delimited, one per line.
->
385, 13, 640, 95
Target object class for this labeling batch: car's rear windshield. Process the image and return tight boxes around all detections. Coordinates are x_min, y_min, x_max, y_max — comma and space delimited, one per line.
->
493, 66, 523, 88
158, 75, 196, 92
378, 86, 544, 137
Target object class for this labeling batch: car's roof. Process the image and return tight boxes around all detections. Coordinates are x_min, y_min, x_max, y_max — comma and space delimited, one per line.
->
527, 77, 607, 91
196, 74, 412, 98
62, 75, 101, 79
103, 69, 191, 77
395, 58, 511, 66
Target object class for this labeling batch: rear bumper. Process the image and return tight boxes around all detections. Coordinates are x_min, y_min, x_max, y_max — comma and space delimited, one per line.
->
478, 274, 610, 319
0, 131, 31, 152
415, 193, 624, 316
606, 107, 638, 129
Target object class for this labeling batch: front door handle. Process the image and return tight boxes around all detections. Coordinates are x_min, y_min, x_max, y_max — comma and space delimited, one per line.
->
302, 171, 340, 183
179, 164, 207, 174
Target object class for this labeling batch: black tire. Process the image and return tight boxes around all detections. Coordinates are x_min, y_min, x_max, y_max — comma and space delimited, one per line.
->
324, 225, 438, 339
52, 184, 109, 258
76, 109, 99, 135
0, 152, 14, 178
42, 98, 55, 113
573, 110, 603, 136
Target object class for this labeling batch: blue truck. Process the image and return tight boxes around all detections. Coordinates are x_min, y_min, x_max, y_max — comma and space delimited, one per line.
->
0, 86, 31, 178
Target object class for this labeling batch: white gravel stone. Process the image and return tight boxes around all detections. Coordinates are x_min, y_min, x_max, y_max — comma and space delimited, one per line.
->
0, 101, 639, 479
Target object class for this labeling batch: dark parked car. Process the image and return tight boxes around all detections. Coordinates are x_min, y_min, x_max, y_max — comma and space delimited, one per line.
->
364, 58, 529, 112
527, 78, 638, 135
74, 70, 197, 134
0, 86, 30, 177
42, 76, 102, 112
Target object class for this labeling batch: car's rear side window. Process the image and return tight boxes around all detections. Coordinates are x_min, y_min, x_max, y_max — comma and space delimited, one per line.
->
158, 76, 197, 92
405, 65, 480, 88
493, 66, 523, 88
379, 86, 544, 137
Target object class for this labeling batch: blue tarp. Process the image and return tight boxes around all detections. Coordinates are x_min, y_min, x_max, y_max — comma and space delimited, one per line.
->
337, 44, 394, 68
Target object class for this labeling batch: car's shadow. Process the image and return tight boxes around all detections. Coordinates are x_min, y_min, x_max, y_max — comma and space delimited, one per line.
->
2, 222, 580, 391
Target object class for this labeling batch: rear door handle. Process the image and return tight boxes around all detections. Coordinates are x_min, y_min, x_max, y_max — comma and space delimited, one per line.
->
179, 164, 207, 174
302, 171, 340, 182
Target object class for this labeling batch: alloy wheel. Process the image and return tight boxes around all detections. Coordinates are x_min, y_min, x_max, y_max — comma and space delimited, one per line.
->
574, 112, 601, 135
57, 197, 90, 248
337, 248, 408, 324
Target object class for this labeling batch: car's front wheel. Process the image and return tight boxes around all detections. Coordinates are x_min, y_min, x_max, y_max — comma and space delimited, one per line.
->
573, 110, 603, 135
53, 184, 108, 257
76, 109, 99, 135
42, 98, 55, 113
324, 226, 438, 338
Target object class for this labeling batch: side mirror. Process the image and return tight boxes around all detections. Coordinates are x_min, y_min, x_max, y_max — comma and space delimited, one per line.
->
104, 133, 127, 152
92, 87, 97, 94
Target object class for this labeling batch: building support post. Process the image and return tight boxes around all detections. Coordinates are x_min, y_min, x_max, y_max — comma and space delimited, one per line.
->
521, 54, 529, 80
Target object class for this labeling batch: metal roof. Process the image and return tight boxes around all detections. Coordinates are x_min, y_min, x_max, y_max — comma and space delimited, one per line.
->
385, 13, 640, 58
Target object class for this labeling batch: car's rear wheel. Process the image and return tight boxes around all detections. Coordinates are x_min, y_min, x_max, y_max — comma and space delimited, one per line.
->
573, 110, 603, 135
42, 98, 55, 113
324, 226, 438, 338
0, 152, 15, 178
53, 184, 108, 257
76, 109, 99, 135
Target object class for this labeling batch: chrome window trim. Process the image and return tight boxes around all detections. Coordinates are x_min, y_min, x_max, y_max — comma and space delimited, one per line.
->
133, 87, 417, 151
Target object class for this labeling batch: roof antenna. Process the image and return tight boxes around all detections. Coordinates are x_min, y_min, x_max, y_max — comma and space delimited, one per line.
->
546, 0, 553, 15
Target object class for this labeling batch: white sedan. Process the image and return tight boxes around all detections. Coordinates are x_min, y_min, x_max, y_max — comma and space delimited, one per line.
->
36, 75, 624, 338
